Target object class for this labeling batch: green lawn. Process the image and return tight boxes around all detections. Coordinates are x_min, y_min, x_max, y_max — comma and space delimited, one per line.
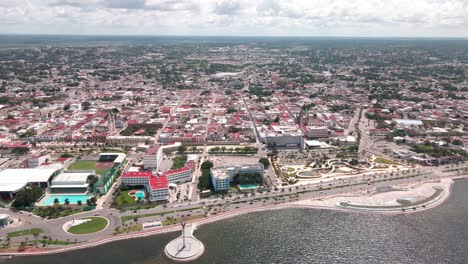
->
120, 207, 202, 222
374, 157, 401, 166
68, 160, 97, 170
171, 155, 187, 170
67, 217, 108, 234
115, 190, 136, 206
67, 160, 111, 176
7, 228, 43, 238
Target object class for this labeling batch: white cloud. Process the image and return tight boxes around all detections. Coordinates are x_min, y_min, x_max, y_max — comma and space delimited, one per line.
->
0, 0, 467, 37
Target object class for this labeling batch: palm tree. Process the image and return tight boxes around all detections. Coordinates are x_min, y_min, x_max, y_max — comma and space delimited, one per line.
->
77, 200, 82, 206
64, 198, 70, 207
53, 198, 60, 205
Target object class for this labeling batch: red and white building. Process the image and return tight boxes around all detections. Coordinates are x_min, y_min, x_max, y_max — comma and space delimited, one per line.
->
121, 171, 169, 201
160, 165, 194, 184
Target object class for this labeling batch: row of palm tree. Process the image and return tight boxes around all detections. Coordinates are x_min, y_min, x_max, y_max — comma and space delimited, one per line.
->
52, 197, 96, 207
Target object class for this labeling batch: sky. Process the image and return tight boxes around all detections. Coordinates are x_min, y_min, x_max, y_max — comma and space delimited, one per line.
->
1, 0, 468, 37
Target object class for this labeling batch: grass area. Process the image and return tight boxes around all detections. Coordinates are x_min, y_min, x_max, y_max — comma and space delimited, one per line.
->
171, 155, 187, 170
34, 206, 91, 219
118, 204, 162, 211
67, 217, 108, 234
374, 157, 401, 166
67, 160, 110, 176
120, 207, 202, 223
114, 224, 143, 234
162, 214, 204, 226
68, 160, 96, 170
286, 167, 295, 172
115, 190, 136, 206
31, 239, 78, 246
7, 228, 43, 238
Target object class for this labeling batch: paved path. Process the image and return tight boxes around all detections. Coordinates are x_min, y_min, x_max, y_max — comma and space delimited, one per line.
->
0, 163, 466, 254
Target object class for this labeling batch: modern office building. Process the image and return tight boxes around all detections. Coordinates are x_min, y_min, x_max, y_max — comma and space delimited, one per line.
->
210, 164, 264, 191
210, 168, 231, 191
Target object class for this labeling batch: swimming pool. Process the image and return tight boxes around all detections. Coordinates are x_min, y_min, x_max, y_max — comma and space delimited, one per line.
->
238, 184, 259, 190
134, 190, 145, 200
39, 194, 91, 206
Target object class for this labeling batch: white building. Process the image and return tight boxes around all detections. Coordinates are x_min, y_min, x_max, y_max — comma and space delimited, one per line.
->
143, 145, 162, 170
50, 171, 92, 192
28, 154, 51, 168
27, 123, 49, 135
210, 168, 231, 191
161, 165, 194, 184
0, 164, 63, 199
210, 164, 264, 192
106, 136, 155, 146
306, 126, 330, 139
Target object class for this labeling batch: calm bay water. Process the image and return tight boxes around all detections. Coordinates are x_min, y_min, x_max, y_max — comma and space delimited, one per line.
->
7, 180, 468, 264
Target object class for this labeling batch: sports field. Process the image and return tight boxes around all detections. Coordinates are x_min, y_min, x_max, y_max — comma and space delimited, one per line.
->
67, 160, 113, 176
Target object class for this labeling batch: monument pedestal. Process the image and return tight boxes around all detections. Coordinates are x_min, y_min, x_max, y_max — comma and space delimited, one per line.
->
164, 223, 204, 262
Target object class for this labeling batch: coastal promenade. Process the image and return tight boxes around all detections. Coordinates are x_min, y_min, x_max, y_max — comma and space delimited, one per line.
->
0, 165, 466, 257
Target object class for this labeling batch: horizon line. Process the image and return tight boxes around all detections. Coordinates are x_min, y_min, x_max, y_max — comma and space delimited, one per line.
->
1, 33, 468, 40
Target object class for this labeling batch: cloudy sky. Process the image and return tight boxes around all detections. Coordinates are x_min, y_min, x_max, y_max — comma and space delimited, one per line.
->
1, 0, 468, 37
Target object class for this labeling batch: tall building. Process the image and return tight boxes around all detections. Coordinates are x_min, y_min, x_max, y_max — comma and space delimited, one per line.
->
143, 145, 162, 170
210, 168, 231, 191
210, 164, 264, 192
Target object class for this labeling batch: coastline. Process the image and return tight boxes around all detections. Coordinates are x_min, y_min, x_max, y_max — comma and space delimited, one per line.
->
1, 175, 465, 258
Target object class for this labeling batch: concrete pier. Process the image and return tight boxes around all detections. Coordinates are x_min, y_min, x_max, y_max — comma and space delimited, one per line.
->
164, 223, 205, 262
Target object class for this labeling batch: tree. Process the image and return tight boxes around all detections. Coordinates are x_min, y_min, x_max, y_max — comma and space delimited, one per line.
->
87, 175, 99, 189
200, 161, 214, 170
274, 116, 280, 123
12, 186, 44, 209
63, 104, 70, 111
177, 145, 187, 153
81, 101, 91, 110
64, 198, 70, 207
233, 172, 263, 185
88, 197, 97, 206
0, 81, 6, 93
77, 200, 82, 206
53, 198, 60, 205
259, 157, 270, 169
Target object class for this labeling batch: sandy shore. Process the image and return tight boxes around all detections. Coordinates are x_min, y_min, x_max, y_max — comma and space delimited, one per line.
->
1, 175, 465, 257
